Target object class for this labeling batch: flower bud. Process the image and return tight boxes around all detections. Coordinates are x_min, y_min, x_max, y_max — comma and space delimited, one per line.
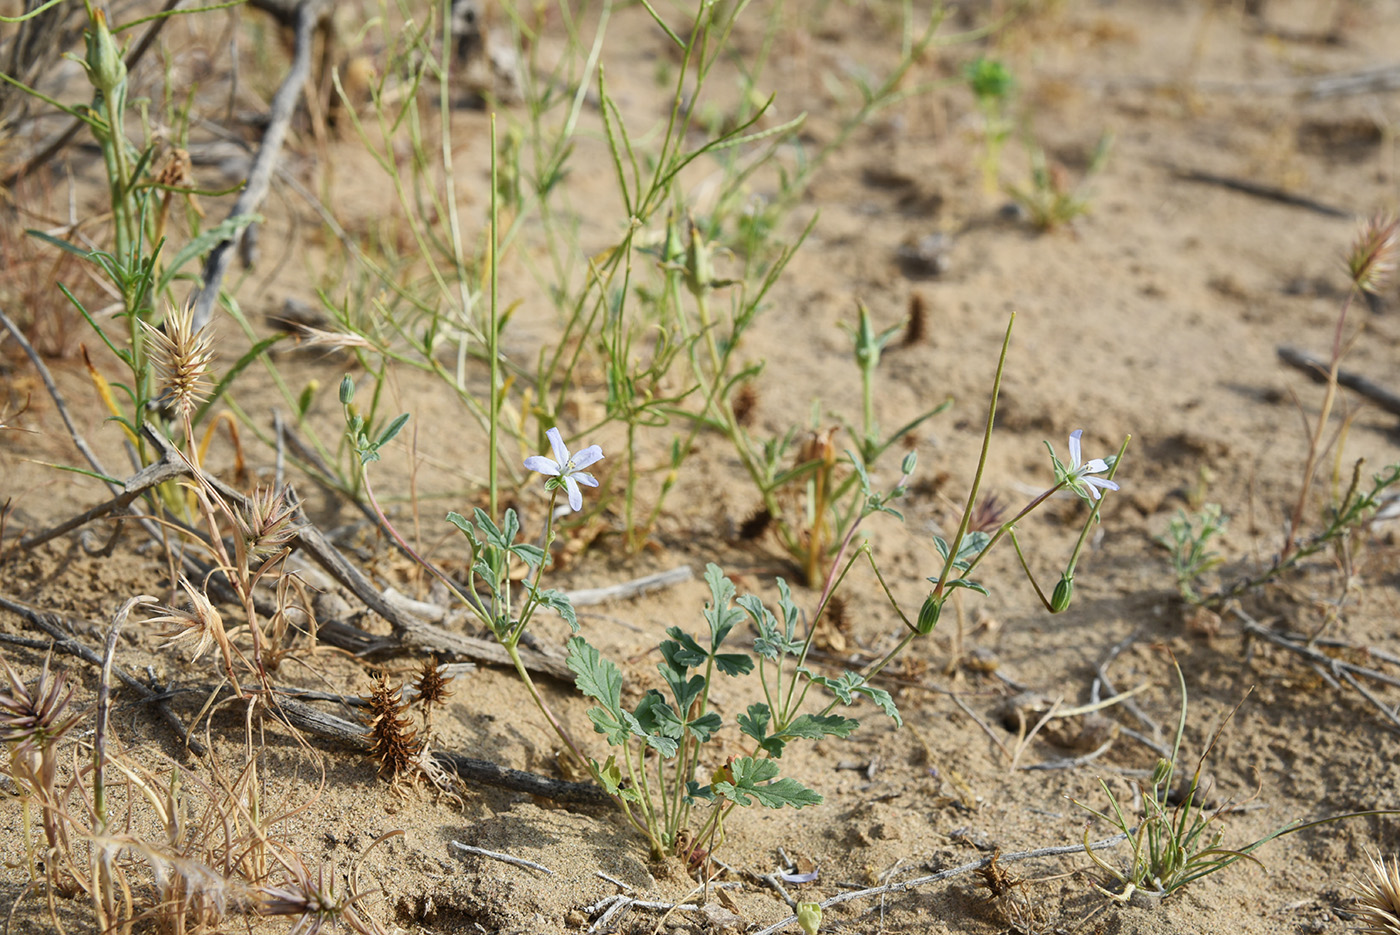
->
83, 10, 127, 99
339, 374, 356, 405
1150, 757, 1174, 788
797, 902, 823, 935
916, 594, 941, 634
1050, 573, 1074, 613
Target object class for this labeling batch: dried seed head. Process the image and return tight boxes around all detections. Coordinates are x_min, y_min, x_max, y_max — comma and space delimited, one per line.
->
1352, 851, 1400, 935
413, 657, 454, 706
142, 302, 214, 418
0, 651, 81, 758
732, 382, 758, 427
737, 505, 773, 541
364, 673, 421, 783
237, 485, 299, 560
148, 577, 228, 666
259, 854, 377, 935
798, 427, 838, 468
967, 491, 1008, 533
902, 292, 928, 347
1347, 213, 1400, 295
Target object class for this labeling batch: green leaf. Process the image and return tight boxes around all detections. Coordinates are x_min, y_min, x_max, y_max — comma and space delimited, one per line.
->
802, 671, 903, 727
536, 589, 578, 632
713, 652, 754, 677
687, 711, 722, 743
586, 705, 639, 746
738, 704, 786, 757
944, 577, 990, 597
473, 508, 504, 547
592, 755, 641, 802
702, 563, 745, 647
156, 214, 260, 291
853, 683, 902, 727
712, 757, 822, 809
446, 511, 478, 542
932, 531, 990, 571
193, 332, 286, 424
632, 693, 681, 756
781, 713, 859, 740
375, 412, 410, 449
566, 636, 622, 718
511, 542, 546, 567
663, 629, 708, 669
657, 664, 704, 714
27, 228, 96, 260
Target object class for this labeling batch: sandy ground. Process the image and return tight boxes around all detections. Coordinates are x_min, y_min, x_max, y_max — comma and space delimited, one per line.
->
5, 1, 1400, 933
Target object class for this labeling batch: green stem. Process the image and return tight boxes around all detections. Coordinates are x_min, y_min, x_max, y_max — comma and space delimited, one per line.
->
488, 116, 501, 520
933, 314, 1014, 597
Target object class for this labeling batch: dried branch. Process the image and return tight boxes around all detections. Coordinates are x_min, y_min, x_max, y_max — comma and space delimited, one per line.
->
191, 0, 332, 330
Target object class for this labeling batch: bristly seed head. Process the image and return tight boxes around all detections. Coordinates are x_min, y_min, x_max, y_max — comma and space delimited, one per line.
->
147, 577, 229, 666
1352, 851, 1400, 935
0, 651, 81, 759
238, 485, 299, 560
902, 292, 928, 347
142, 301, 215, 419
1348, 213, 1400, 296
364, 672, 422, 784
732, 382, 758, 427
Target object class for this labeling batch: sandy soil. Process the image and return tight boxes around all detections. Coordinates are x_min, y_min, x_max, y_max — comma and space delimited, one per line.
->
5, 1, 1400, 933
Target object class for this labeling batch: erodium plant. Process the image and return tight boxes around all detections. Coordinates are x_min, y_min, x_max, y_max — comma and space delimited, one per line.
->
362, 313, 1124, 865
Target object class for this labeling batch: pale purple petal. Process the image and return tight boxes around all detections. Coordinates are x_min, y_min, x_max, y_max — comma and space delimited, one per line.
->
524, 456, 561, 476
571, 445, 604, 470
1082, 458, 1109, 475
1068, 429, 1084, 470
1086, 476, 1119, 494
546, 427, 570, 466
572, 471, 599, 488
563, 476, 583, 511
778, 870, 820, 884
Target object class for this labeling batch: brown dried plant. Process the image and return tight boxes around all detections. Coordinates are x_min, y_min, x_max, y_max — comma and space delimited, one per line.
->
0, 649, 83, 876
411, 656, 454, 737
1347, 213, 1400, 295
364, 673, 422, 784
145, 576, 242, 697
1352, 851, 1400, 935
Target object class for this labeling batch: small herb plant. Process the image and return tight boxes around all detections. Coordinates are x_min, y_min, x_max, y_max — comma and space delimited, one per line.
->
1073, 660, 1397, 903
337, 312, 1130, 866
565, 564, 900, 861
1158, 504, 1228, 604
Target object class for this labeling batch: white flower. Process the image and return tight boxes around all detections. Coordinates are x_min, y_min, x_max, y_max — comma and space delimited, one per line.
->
1058, 429, 1120, 502
523, 427, 603, 512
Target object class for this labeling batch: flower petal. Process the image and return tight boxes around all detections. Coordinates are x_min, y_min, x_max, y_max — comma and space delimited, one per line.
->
572, 471, 599, 488
1082, 458, 1109, 475
1086, 476, 1119, 493
563, 476, 583, 512
570, 445, 604, 470
524, 456, 561, 476
1068, 430, 1084, 470
546, 427, 570, 466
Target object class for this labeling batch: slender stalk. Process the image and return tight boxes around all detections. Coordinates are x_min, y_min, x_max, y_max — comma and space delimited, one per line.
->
488, 115, 501, 519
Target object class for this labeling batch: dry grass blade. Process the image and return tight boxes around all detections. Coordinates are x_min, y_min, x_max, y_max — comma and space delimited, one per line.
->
1353, 851, 1400, 935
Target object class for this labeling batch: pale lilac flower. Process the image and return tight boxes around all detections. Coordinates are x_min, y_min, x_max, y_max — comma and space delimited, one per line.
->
1056, 429, 1120, 502
524, 427, 603, 511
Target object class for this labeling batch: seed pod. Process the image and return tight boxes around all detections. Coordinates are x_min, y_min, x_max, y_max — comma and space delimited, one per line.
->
1050, 573, 1074, 613
916, 594, 941, 634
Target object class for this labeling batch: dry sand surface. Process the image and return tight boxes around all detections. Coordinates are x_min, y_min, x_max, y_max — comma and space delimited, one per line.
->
5, 1, 1400, 933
